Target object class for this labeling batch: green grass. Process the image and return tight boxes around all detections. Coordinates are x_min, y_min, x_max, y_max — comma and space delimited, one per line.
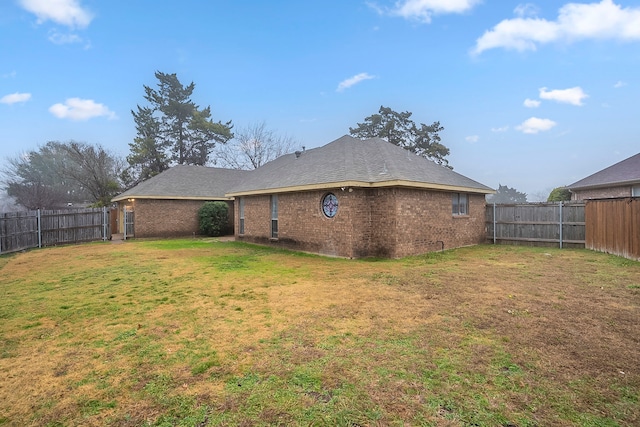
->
1, 240, 639, 426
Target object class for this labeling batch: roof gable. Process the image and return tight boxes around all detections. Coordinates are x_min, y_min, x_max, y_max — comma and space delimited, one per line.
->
568, 153, 640, 190
226, 135, 493, 195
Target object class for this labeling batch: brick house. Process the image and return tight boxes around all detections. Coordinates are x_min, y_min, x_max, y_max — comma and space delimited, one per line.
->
226, 135, 494, 258
567, 153, 640, 200
112, 165, 248, 238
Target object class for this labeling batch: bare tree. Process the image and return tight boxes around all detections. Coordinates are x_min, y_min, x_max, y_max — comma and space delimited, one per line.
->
58, 142, 125, 206
2, 141, 125, 209
0, 189, 17, 212
2, 144, 71, 209
215, 121, 296, 170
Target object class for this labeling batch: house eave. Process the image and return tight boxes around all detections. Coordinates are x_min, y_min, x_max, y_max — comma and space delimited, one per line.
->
111, 195, 234, 203
568, 179, 640, 192
226, 180, 495, 197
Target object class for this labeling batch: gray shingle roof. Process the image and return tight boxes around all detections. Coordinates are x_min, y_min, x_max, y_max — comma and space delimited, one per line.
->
226, 135, 493, 195
568, 152, 640, 190
112, 165, 249, 202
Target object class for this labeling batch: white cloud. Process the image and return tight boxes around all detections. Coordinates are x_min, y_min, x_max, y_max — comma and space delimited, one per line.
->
524, 98, 541, 108
336, 73, 375, 92
539, 86, 588, 106
370, 0, 481, 23
472, 0, 640, 55
1, 92, 32, 104
49, 98, 116, 121
48, 30, 83, 45
491, 125, 509, 132
516, 117, 557, 134
465, 135, 479, 143
19, 0, 93, 29
2, 71, 17, 79
614, 80, 627, 88
514, 3, 540, 18
366, 1, 385, 16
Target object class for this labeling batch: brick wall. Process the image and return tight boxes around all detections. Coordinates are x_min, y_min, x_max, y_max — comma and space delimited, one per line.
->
391, 189, 486, 258
571, 186, 631, 200
128, 199, 234, 238
235, 187, 486, 258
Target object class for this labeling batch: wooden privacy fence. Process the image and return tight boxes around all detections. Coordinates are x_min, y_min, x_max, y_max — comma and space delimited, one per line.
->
486, 202, 586, 248
0, 208, 111, 255
586, 198, 639, 261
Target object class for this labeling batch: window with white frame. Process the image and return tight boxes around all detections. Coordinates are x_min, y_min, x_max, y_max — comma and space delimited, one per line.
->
238, 197, 245, 234
452, 193, 469, 215
632, 185, 640, 197
271, 195, 278, 238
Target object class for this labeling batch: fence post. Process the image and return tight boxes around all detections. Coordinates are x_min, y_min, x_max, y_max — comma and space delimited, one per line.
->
493, 203, 496, 244
123, 205, 127, 241
37, 209, 42, 249
559, 202, 563, 249
102, 207, 107, 241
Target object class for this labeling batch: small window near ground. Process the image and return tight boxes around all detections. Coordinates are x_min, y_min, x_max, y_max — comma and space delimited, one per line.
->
452, 193, 469, 216
239, 197, 245, 234
271, 195, 278, 238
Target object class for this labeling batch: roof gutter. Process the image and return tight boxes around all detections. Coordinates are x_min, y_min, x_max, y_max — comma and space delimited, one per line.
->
225, 179, 495, 197
111, 195, 235, 203
568, 178, 640, 192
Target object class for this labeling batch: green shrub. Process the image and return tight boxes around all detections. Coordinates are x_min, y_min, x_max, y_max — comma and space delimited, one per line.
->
198, 202, 230, 236
547, 187, 572, 202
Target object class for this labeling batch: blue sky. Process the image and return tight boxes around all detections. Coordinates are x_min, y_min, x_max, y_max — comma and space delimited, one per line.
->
1, 0, 639, 200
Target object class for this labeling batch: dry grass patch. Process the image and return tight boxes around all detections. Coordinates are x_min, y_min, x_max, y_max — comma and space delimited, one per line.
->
0, 240, 638, 426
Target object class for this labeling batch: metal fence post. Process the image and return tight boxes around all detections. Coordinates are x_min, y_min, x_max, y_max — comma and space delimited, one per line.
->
559, 202, 563, 249
37, 209, 42, 249
493, 203, 497, 244
102, 207, 107, 241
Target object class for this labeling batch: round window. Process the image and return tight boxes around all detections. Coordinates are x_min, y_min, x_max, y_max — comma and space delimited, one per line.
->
321, 193, 338, 218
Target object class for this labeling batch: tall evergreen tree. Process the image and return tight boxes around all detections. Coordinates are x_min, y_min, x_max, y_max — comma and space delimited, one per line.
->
349, 106, 450, 168
129, 72, 233, 181
128, 105, 168, 183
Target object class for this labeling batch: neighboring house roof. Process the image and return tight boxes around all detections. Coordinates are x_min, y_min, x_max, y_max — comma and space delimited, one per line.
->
226, 135, 494, 196
567, 153, 640, 191
112, 165, 250, 202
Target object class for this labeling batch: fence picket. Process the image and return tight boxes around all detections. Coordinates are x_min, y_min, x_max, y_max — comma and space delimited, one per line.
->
585, 198, 639, 261
486, 202, 586, 248
0, 208, 111, 255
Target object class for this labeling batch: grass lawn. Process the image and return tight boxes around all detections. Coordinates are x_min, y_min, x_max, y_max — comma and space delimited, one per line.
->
0, 239, 639, 426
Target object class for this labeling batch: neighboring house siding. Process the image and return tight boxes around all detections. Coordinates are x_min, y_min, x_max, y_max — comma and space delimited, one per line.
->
571, 186, 632, 201
235, 188, 486, 258
130, 199, 234, 238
